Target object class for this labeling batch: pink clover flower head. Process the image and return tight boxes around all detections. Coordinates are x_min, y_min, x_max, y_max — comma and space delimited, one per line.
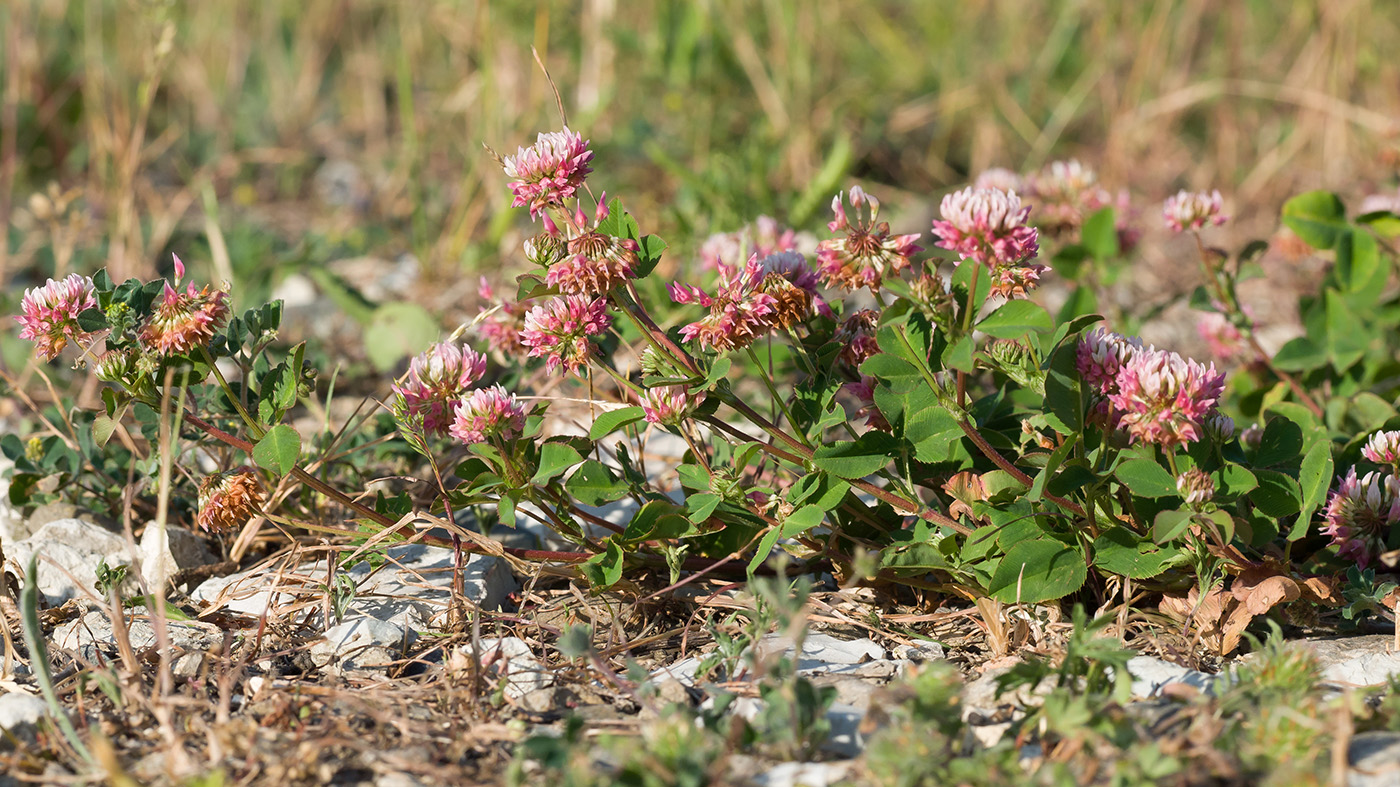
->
502, 127, 594, 219
473, 277, 530, 357
641, 385, 705, 426
140, 276, 230, 356
393, 342, 488, 435
816, 186, 922, 293
450, 385, 527, 446
700, 215, 799, 272
1023, 159, 1111, 235
1163, 189, 1228, 233
1362, 430, 1400, 467
1075, 328, 1145, 395
1196, 310, 1247, 362
1323, 467, 1400, 568
545, 201, 639, 296
989, 259, 1049, 300
1108, 348, 1226, 449
931, 187, 1040, 269
835, 309, 881, 369
1177, 468, 1215, 506
973, 167, 1024, 194
520, 295, 612, 375
15, 273, 97, 361
671, 254, 780, 353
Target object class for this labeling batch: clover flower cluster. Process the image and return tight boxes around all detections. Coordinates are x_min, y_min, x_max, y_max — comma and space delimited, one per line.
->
670, 251, 820, 353
450, 385, 528, 445
392, 342, 528, 446
816, 186, 922, 293
1163, 190, 1228, 233
15, 273, 97, 361
140, 255, 231, 356
502, 127, 594, 219
539, 200, 640, 297
392, 342, 489, 435
835, 309, 880, 369
519, 295, 612, 375
1323, 467, 1400, 568
931, 187, 1040, 270
1363, 430, 1400, 469
1196, 310, 1248, 363
1077, 328, 1226, 448
472, 277, 531, 358
1176, 468, 1215, 506
641, 385, 705, 426
1022, 159, 1113, 235
700, 215, 800, 272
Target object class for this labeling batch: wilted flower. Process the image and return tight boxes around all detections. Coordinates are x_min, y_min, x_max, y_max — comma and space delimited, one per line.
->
1363, 430, 1400, 468
1177, 468, 1215, 505
931, 187, 1040, 269
15, 273, 97, 361
140, 257, 230, 356
816, 186, 922, 292
1322, 467, 1400, 568
502, 127, 594, 219
1075, 328, 1145, 395
544, 201, 639, 296
836, 309, 881, 368
670, 255, 779, 353
1023, 159, 1112, 235
641, 385, 705, 426
197, 469, 263, 534
393, 342, 488, 435
755, 251, 824, 329
519, 295, 611, 375
700, 215, 800, 272
1109, 348, 1226, 448
450, 385, 528, 445
1163, 189, 1228, 233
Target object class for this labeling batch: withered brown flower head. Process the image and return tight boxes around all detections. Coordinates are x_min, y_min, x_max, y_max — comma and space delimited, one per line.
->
197, 469, 263, 534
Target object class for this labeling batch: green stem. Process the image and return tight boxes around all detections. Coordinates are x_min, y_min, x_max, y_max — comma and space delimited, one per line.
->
198, 345, 265, 440
746, 345, 808, 446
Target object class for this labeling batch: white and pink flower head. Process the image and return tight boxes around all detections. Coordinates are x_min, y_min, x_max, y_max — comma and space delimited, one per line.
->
1163, 190, 1228, 233
502, 128, 594, 219
1363, 430, 1400, 469
670, 254, 780, 353
450, 385, 528, 446
1323, 467, 1400, 568
816, 186, 922, 293
520, 295, 612, 376
641, 385, 705, 426
393, 342, 488, 435
1108, 348, 1226, 449
1075, 328, 1146, 395
15, 273, 97, 361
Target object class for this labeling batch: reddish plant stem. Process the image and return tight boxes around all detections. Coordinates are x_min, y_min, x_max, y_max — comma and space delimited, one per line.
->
956, 418, 1088, 519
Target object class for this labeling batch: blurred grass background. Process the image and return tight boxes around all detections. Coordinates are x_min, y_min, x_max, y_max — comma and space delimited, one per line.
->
2, 0, 1397, 304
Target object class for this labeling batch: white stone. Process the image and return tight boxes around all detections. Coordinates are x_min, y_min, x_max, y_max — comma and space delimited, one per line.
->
752, 761, 852, 787
0, 692, 51, 751
51, 606, 223, 663
1125, 655, 1220, 698
1288, 636, 1400, 688
754, 633, 886, 673
192, 544, 515, 630
309, 617, 414, 673
452, 636, 554, 700
1349, 731, 1400, 787
6, 519, 139, 605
